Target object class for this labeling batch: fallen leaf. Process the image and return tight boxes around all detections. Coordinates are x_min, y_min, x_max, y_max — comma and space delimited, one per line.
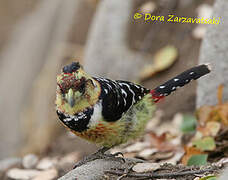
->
182, 147, 203, 165
140, 45, 178, 80
217, 104, 228, 125
187, 154, 208, 166
138, 148, 157, 159
199, 175, 217, 180
217, 84, 224, 105
151, 151, 174, 161
197, 121, 221, 137
180, 115, 197, 133
148, 132, 176, 151
196, 106, 213, 124
192, 136, 216, 151
123, 142, 150, 153
132, 163, 160, 173
196, 85, 228, 126
160, 148, 185, 165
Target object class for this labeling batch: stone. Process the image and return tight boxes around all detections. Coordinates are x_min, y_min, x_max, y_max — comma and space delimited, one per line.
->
36, 158, 54, 170
0, 157, 21, 172
22, 154, 38, 169
59, 158, 136, 180
7, 168, 41, 180
33, 168, 58, 180
197, 0, 228, 107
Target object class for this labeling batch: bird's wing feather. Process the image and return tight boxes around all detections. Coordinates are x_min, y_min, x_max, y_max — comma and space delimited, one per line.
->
94, 77, 149, 122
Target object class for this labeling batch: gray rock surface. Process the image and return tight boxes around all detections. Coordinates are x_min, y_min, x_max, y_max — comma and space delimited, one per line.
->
0, 0, 79, 159
0, 157, 21, 172
22, 154, 38, 169
59, 158, 141, 180
197, 0, 228, 107
84, 0, 152, 80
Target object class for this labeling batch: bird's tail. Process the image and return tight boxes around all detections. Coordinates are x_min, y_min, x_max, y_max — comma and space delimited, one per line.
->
150, 64, 211, 103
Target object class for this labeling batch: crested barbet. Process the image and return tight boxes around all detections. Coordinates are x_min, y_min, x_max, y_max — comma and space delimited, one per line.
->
56, 62, 211, 167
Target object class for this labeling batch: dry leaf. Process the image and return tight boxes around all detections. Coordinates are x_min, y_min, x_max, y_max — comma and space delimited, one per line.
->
192, 136, 216, 151
140, 45, 178, 80
123, 141, 150, 153
138, 148, 157, 159
197, 121, 221, 137
132, 163, 160, 173
160, 148, 185, 165
197, 106, 213, 124
217, 84, 224, 105
181, 146, 204, 165
217, 104, 228, 125
151, 151, 174, 161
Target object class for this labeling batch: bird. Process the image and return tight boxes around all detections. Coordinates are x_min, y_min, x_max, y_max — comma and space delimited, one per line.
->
55, 61, 211, 168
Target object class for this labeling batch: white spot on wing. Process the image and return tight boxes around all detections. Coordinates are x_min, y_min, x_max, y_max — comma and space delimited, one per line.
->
159, 85, 165, 89
123, 98, 127, 106
134, 85, 141, 89
119, 82, 136, 106
174, 78, 179, 82
107, 83, 112, 89
121, 89, 127, 97
190, 72, 194, 75
63, 118, 72, 122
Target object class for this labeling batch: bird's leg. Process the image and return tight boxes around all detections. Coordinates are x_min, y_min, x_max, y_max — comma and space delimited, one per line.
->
73, 147, 125, 169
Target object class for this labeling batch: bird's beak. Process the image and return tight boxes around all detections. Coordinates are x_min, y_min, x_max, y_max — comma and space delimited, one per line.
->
66, 88, 75, 108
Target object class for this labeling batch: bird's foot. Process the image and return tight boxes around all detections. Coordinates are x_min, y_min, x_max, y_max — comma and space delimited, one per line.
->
73, 147, 125, 169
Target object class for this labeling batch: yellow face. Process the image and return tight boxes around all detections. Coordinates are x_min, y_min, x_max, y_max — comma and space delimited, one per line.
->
56, 63, 101, 115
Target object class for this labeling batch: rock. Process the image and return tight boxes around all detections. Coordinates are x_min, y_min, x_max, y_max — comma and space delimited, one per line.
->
22, 154, 38, 169
7, 168, 41, 180
33, 168, 58, 180
59, 158, 137, 180
192, 26, 207, 40
36, 158, 54, 170
0, 157, 21, 172
139, 1, 156, 13
132, 163, 160, 173
197, 0, 228, 107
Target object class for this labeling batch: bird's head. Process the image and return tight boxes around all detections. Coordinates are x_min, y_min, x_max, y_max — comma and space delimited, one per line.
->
56, 62, 100, 115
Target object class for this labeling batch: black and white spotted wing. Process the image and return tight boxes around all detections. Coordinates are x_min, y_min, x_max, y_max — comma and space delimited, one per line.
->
94, 77, 150, 122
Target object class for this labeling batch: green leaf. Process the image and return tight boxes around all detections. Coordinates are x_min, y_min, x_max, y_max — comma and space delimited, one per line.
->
180, 115, 197, 133
199, 175, 217, 180
192, 137, 216, 151
187, 154, 208, 166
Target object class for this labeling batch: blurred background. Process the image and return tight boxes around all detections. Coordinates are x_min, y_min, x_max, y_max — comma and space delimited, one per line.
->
1, 0, 227, 175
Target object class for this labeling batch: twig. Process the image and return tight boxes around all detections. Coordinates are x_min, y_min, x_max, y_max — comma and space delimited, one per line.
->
105, 166, 220, 179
